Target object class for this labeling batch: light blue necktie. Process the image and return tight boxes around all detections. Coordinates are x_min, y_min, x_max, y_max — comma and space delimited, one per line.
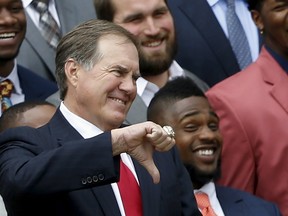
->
226, 0, 252, 69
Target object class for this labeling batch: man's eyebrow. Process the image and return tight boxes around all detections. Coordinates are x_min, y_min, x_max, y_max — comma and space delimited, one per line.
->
122, 13, 143, 23
111, 64, 129, 72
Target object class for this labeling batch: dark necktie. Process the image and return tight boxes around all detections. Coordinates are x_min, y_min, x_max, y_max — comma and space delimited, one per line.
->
117, 160, 143, 216
195, 192, 217, 216
31, 0, 61, 49
0, 79, 14, 113
226, 0, 252, 69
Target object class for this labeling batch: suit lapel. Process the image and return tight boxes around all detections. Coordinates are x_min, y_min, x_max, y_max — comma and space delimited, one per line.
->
24, 12, 56, 77
259, 48, 288, 114
176, 0, 240, 76
125, 95, 147, 124
216, 186, 246, 216
55, 0, 77, 34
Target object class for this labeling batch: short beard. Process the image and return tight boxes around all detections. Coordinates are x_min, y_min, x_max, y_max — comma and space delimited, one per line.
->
185, 159, 221, 189
139, 39, 177, 77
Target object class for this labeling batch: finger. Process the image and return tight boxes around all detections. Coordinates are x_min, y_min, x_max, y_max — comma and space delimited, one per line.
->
140, 159, 160, 184
155, 137, 175, 152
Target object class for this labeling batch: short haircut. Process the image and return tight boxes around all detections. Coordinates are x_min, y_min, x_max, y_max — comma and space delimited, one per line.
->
147, 77, 205, 120
55, 19, 140, 100
247, 0, 264, 11
94, 0, 168, 21
0, 101, 55, 132
94, 0, 115, 21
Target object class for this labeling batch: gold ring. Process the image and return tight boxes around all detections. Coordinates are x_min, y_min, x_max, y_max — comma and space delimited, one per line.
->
163, 126, 175, 138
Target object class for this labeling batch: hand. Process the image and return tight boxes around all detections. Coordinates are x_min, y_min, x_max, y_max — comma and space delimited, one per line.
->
111, 121, 175, 184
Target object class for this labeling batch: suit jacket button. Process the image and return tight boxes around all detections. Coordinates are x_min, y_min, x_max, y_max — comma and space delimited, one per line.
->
98, 174, 104, 181
93, 175, 98, 183
87, 176, 92, 184
81, 178, 87, 185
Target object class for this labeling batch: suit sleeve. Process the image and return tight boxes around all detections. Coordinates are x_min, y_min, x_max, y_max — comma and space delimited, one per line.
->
0, 127, 120, 200
206, 90, 256, 194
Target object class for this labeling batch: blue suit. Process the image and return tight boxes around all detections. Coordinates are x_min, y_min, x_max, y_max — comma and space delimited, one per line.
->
167, 0, 261, 87
216, 186, 281, 215
0, 110, 201, 216
17, 65, 58, 100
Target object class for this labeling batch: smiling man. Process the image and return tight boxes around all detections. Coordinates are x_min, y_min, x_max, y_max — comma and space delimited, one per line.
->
0, 0, 58, 116
148, 77, 281, 216
94, 0, 209, 125
0, 19, 201, 216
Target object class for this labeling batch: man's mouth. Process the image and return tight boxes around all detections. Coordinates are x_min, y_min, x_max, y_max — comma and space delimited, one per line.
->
196, 149, 215, 156
111, 97, 126, 105
0, 33, 16, 40
142, 39, 163, 47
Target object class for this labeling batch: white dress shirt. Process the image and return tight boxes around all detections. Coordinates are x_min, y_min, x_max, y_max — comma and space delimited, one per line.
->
59, 102, 138, 216
194, 181, 225, 216
207, 0, 259, 61
136, 60, 185, 106
0, 61, 25, 116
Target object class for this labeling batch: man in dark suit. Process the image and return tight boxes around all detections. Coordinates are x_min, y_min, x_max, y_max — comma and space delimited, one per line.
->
167, 0, 261, 86
0, 19, 201, 216
148, 77, 281, 215
17, 0, 96, 81
94, 0, 209, 125
0, 0, 58, 116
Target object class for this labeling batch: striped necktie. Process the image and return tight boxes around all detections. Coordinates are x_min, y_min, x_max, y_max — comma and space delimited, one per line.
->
0, 79, 14, 113
31, 0, 61, 49
195, 192, 217, 216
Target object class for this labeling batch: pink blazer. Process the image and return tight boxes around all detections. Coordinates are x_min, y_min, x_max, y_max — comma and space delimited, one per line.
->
206, 47, 288, 215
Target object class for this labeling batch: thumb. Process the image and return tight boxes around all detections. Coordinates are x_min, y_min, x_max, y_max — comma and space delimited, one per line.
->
141, 159, 160, 184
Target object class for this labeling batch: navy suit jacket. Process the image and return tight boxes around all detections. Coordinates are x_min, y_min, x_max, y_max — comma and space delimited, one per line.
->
17, 65, 58, 101
215, 186, 281, 215
0, 109, 201, 216
167, 0, 261, 87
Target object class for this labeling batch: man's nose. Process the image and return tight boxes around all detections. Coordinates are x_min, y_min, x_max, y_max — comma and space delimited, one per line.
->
143, 17, 160, 35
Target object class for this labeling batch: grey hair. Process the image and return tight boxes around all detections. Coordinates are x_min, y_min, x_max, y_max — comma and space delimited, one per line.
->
55, 19, 140, 100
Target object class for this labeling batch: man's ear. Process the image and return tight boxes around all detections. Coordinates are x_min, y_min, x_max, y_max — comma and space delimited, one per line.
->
65, 59, 79, 87
251, 10, 264, 33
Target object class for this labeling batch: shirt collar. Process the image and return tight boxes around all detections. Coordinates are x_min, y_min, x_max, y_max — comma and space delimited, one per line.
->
22, 0, 56, 8
265, 45, 288, 73
21, 0, 32, 8
136, 60, 185, 96
207, 0, 220, 7
194, 181, 216, 197
59, 102, 103, 139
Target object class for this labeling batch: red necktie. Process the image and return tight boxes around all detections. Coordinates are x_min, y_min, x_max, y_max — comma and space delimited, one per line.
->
195, 192, 217, 216
117, 160, 143, 216
0, 79, 14, 113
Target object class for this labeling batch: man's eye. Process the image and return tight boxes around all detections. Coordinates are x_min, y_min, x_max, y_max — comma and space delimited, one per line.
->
208, 123, 219, 131
185, 125, 199, 132
111, 70, 122, 76
10, 3, 23, 13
